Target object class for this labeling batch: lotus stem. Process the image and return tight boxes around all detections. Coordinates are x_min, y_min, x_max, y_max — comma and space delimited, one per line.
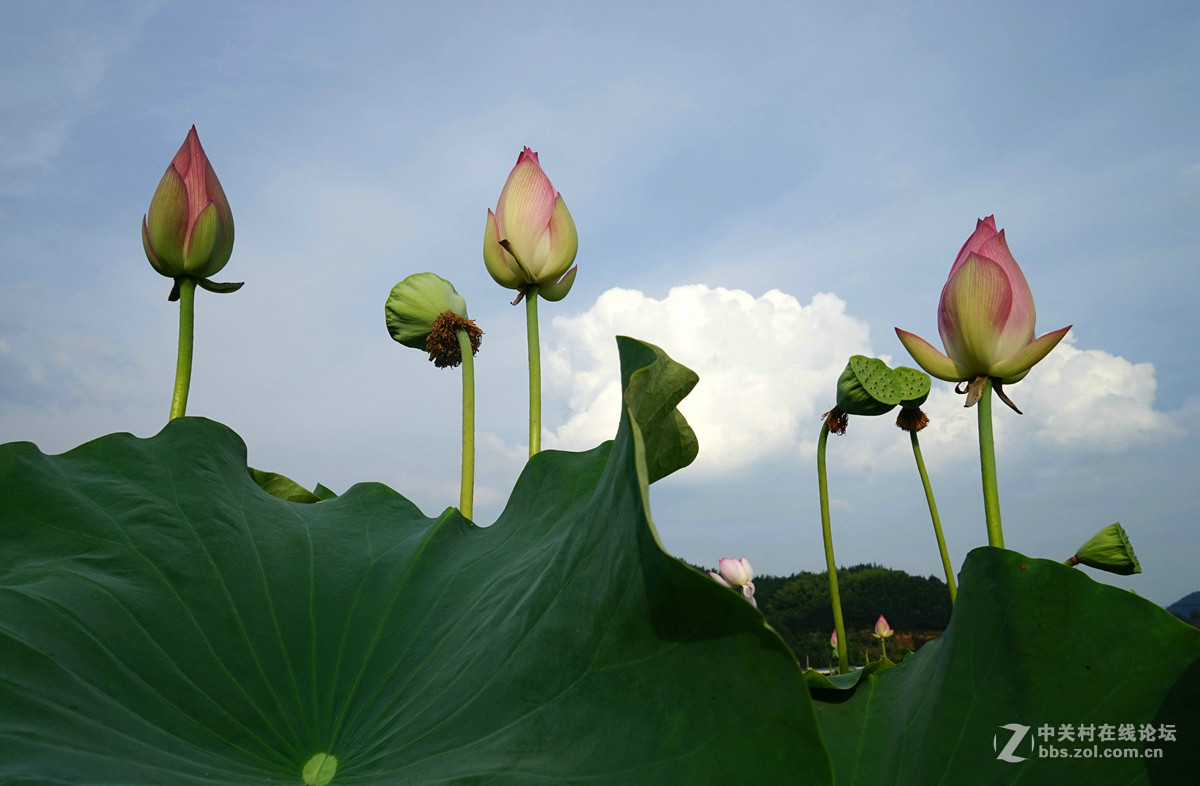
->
909, 430, 956, 604
457, 330, 476, 519
817, 422, 849, 674
525, 286, 541, 457
977, 377, 1004, 548
168, 277, 197, 421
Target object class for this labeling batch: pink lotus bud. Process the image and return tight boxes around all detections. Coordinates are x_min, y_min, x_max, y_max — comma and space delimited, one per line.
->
708, 559, 756, 607
142, 126, 235, 281
873, 615, 894, 639
895, 216, 1070, 386
717, 557, 754, 587
830, 630, 838, 649
483, 147, 578, 301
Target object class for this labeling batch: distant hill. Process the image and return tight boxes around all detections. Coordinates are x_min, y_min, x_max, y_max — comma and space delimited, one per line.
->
1167, 591, 1200, 622
701, 562, 954, 666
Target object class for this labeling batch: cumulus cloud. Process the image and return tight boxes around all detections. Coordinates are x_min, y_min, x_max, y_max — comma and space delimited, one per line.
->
542, 285, 872, 474
1011, 337, 1181, 449
542, 287, 1181, 477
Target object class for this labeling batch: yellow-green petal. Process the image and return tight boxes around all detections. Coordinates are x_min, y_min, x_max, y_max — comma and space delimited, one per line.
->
895, 329, 962, 382
145, 167, 189, 270
991, 325, 1072, 383
940, 254, 1013, 377
183, 203, 220, 276
538, 265, 577, 302
540, 194, 578, 284
483, 210, 524, 289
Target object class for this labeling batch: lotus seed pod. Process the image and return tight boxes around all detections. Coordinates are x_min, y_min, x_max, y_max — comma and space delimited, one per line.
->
385, 273, 469, 350
1072, 523, 1141, 575
893, 366, 932, 409
835, 355, 900, 417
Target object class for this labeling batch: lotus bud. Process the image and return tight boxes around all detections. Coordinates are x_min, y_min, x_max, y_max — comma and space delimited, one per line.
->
1067, 522, 1142, 575
142, 126, 242, 300
708, 557, 756, 607
873, 615, 894, 639
717, 556, 754, 587
385, 273, 482, 368
830, 630, 838, 650
895, 216, 1071, 411
483, 147, 578, 303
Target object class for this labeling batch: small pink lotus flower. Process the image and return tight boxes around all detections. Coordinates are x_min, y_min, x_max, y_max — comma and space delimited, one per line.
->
143, 126, 235, 283
895, 216, 1070, 406
483, 147, 578, 302
707, 557, 756, 607
873, 615, 894, 639
830, 630, 838, 649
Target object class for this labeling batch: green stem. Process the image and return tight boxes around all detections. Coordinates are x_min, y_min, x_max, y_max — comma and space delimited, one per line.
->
457, 330, 476, 520
880, 638, 888, 662
168, 277, 197, 421
817, 422, 849, 674
525, 287, 541, 457
909, 430, 957, 604
977, 377, 1004, 548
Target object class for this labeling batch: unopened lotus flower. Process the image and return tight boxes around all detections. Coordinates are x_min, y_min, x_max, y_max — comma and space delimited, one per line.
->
895, 216, 1070, 408
708, 557, 756, 607
830, 631, 838, 650
873, 615, 894, 639
142, 126, 241, 299
483, 147, 578, 302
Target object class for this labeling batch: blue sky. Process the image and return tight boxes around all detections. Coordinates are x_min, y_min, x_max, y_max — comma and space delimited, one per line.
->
2, 1, 1197, 607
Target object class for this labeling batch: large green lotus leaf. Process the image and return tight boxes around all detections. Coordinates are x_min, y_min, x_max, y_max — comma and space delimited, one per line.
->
811, 547, 1200, 784
0, 337, 829, 784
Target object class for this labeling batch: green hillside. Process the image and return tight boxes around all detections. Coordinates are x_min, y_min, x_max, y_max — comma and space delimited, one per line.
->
712, 563, 954, 667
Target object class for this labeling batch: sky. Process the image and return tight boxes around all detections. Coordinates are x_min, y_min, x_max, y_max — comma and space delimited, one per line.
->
1, 0, 1197, 608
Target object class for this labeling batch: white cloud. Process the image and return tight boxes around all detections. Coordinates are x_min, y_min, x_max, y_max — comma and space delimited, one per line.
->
543, 285, 872, 474
542, 288, 1182, 478
1017, 337, 1182, 449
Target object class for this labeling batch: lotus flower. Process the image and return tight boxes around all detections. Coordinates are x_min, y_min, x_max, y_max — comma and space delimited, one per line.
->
143, 126, 237, 291
873, 615, 894, 639
830, 631, 838, 650
707, 557, 756, 607
483, 147, 578, 302
895, 216, 1070, 403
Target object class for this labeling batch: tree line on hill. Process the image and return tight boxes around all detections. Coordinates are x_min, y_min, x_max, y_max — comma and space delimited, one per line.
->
704, 562, 954, 667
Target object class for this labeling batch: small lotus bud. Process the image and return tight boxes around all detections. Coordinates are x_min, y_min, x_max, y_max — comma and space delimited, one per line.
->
1069, 522, 1141, 575
717, 557, 754, 587
872, 615, 894, 639
709, 557, 756, 607
142, 126, 242, 299
483, 147, 579, 302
